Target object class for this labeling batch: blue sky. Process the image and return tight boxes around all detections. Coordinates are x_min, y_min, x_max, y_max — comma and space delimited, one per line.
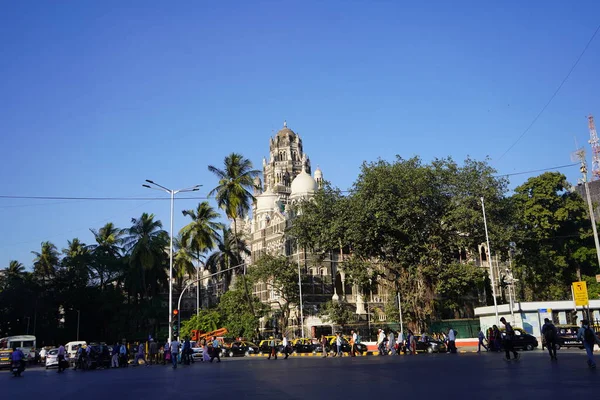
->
1, 1, 600, 268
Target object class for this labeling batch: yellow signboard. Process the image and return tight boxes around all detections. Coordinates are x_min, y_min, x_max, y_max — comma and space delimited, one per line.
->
573, 281, 589, 306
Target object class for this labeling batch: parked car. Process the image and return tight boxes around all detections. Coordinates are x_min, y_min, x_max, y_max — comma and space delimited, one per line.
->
258, 339, 284, 355
226, 341, 259, 357
87, 344, 111, 369
542, 325, 584, 350
45, 348, 59, 369
500, 328, 538, 351
317, 336, 368, 354
291, 338, 317, 354
413, 336, 448, 353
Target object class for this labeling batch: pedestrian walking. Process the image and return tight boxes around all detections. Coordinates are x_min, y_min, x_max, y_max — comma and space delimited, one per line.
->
119, 341, 128, 367
492, 325, 502, 352
477, 327, 488, 353
447, 327, 457, 353
541, 318, 558, 361
409, 330, 417, 354
377, 329, 386, 356
321, 335, 328, 358
111, 343, 120, 368
149, 339, 158, 365
170, 339, 180, 369
202, 339, 210, 362
57, 344, 66, 373
500, 317, 519, 361
335, 333, 343, 357
182, 337, 191, 365
210, 336, 221, 363
350, 330, 357, 357
577, 319, 600, 369
282, 336, 289, 359
387, 330, 395, 355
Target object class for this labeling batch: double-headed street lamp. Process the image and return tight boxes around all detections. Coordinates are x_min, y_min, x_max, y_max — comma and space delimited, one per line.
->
143, 180, 201, 342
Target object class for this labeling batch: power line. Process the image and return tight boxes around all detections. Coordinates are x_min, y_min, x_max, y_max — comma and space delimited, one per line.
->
0, 195, 210, 201
496, 23, 600, 162
493, 162, 579, 177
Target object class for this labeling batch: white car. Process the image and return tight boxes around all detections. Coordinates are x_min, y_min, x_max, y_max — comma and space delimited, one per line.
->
45, 348, 59, 369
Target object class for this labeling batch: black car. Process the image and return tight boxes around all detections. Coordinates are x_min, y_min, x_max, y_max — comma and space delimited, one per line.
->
413, 336, 448, 353
542, 325, 584, 350
321, 336, 368, 354
500, 328, 538, 351
88, 344, 111, 369
258, 340, 285, 355
226, 341, 259, 357
291, 338, 317, 354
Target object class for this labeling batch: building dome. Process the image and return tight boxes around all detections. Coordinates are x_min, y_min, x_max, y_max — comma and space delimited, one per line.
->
256, 187, 279, 213
314, 167, 322, 180
290, 169, 318, 200
275, 120, 297, 141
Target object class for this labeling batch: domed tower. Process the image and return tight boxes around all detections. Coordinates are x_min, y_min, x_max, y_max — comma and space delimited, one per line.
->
290, 157, 318, 204
314, 166, 323, 188
263, 121, 309, 204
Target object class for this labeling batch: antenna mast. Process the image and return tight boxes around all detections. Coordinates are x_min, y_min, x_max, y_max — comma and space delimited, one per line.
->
588, 115, 600, 180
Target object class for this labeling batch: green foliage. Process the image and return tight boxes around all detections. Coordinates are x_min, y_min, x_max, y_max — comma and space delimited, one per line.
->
217, 287, 266, 338
250, 254, 300, 331
511, 172, 595, 301
433, 262, 486, 318
180, 310, 222, 338
319, 300, 355, 328
582, 275, 600, 300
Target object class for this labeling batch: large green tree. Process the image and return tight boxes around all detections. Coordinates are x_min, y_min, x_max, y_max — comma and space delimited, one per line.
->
31, 241, 60, 281
250, 254, 300, 332
511, 172, 595, 300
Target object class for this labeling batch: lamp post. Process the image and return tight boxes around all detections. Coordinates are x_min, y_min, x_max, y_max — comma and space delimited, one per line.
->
76, 310, 80, 341
481, 197, 499, 325
143, 180, 201, 343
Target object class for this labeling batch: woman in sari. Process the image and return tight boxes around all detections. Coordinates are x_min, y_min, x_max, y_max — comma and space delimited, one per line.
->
202, 338, 211, 362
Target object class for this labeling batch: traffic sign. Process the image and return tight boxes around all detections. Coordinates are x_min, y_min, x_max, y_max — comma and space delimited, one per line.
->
572, 281, 589, 306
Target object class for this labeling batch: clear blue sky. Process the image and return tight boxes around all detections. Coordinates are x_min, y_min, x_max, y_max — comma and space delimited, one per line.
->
1, 1, 600, 269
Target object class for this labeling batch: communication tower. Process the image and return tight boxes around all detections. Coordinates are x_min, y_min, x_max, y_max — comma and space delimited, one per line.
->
588, 115, 600, 180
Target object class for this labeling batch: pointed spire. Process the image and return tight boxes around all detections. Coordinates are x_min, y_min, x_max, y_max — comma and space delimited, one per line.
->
283, 120, 287, 128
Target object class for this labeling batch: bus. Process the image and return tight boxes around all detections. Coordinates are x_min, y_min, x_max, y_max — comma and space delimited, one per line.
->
0, 335, 37, 362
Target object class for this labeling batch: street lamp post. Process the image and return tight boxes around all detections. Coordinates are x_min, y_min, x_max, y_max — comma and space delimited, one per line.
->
143, 180, 201, 343
296, 241, 305, 338
481, 197, 499, 325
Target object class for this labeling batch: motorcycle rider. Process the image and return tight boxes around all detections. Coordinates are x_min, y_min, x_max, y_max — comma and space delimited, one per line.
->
11, 346, 25, 375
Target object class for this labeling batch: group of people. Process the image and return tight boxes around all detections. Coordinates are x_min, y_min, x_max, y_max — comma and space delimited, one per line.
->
476, 317, 520, 361
373, 327, 459, 355
541, 318, 600, 368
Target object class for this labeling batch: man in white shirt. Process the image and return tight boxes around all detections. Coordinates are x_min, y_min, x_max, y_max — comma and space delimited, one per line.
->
282, 336, 289, 359
448, 327, 457, 353
351, 330, 358, 357
170, 339, 180, 369
377, 329, 386, 356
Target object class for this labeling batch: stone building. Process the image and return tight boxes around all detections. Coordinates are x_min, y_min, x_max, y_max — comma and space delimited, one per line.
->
242, 122, 376, 337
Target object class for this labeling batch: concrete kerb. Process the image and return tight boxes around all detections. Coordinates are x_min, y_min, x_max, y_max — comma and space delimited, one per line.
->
247, 350, 480, 357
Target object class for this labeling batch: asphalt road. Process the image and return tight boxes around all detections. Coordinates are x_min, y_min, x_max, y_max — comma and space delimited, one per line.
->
2, 350, 598, 399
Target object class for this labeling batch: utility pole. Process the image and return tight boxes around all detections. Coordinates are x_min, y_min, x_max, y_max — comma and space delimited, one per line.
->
481, 197, 499, 325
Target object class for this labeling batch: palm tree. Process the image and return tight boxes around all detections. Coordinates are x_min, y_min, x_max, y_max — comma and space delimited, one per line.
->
62, 238, 91, 275
208, 153, 259, 312
173, 235, 196, 290
205, 228, 250, 292
123, 213, 169, 298
89, 222, 125, 289
180, 201, 223, 256
6, 260, 25, 277
31, 241, 60, 281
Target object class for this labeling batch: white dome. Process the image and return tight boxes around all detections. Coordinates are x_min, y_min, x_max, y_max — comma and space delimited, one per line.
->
314, 167, 322, 179
290, 169, 318, 200
256, 188, 278, 213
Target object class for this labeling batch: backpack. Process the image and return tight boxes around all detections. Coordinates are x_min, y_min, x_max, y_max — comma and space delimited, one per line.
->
584, 327, 596, 346
544, 325, 556, 341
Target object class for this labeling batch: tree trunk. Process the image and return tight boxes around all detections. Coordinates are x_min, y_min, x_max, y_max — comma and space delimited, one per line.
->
233, 217, 256, 318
